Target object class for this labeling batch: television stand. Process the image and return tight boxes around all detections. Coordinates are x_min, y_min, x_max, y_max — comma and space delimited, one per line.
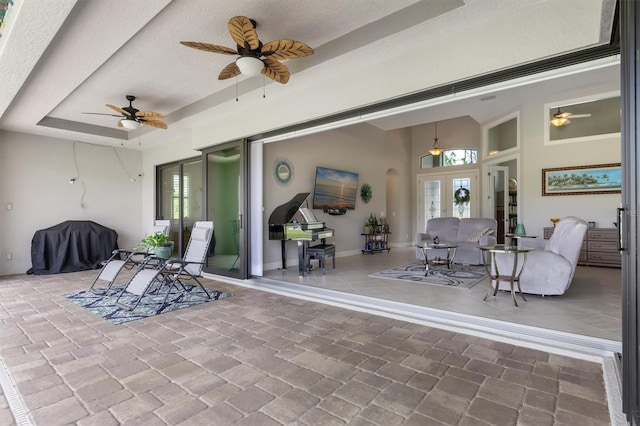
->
324, 208, 346, 215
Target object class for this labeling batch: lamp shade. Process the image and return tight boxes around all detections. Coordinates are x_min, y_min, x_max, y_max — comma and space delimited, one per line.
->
120, 118, 140, 130
236, 56, 264, 76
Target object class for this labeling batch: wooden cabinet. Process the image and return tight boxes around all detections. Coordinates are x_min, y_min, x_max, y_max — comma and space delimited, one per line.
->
544, 227, 620, 268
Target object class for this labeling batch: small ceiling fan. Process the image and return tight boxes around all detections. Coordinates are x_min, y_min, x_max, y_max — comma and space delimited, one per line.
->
550, 107, 592, 127
83, 95, 167, 129
180, 16, 314, 84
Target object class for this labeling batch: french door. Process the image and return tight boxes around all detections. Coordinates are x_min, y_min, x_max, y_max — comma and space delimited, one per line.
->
417, 170, 479, 232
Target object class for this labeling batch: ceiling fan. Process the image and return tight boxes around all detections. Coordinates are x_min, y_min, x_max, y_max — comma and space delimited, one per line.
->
180, 16, 314, 84
550, 107, 592, 127
83, 95, 167, 129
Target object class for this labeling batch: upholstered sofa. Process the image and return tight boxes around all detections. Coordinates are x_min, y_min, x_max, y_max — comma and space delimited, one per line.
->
492, 216, 587, 296
415, 217, 498, 265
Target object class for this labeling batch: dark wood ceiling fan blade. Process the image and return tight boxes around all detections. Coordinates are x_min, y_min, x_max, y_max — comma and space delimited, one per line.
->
228, 16, 259, 50
218, 61, 241, 80
180, 41, 237, 55
262, 40, 314, 60
261, 57, 290, 84
140, 119, 168, 129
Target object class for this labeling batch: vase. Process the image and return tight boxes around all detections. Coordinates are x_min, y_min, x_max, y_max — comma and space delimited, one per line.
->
153, 243, 174, 259
514, 223, 526, 236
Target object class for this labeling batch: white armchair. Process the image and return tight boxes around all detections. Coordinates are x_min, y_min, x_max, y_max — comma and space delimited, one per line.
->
493, 216, 588, 296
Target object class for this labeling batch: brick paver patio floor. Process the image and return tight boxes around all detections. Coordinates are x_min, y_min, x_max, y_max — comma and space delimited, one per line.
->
0, 270, 611, 425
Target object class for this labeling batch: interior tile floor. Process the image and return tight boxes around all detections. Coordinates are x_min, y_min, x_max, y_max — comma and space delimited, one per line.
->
262, 246, 622, 343
0, 266, 622, 425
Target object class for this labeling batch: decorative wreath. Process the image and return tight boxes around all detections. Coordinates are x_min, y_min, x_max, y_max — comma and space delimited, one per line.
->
454, 187, 470, 205
360, 183, 372, 203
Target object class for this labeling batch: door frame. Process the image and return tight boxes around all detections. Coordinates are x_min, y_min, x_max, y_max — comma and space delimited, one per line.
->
620, 1, 639, 422
487, 165, 510, 243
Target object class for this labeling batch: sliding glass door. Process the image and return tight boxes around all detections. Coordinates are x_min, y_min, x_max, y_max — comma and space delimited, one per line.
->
202, 141, 248, 279
157, 158, 203, 257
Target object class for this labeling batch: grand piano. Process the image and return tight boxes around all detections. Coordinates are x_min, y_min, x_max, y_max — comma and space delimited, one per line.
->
268, 192, 334, 274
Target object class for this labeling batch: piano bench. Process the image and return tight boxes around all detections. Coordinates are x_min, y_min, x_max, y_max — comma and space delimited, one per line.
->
306, 244, 336, 275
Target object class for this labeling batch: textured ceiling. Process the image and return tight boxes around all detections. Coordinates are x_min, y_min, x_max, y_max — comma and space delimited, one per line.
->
0, 0, 618, 149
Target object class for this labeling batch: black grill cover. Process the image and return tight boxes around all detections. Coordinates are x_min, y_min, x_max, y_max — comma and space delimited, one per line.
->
27, 221, 118, 275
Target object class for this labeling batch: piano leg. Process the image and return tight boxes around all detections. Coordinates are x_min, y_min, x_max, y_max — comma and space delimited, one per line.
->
281, 240, 287, 269
297, 240, 308, 277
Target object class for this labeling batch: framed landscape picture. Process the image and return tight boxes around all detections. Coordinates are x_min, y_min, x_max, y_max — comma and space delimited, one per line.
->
542, 163, 621, 196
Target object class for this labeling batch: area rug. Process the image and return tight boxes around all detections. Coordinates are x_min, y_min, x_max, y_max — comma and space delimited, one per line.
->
63, 285, 232, 325
370, 262, 487, 289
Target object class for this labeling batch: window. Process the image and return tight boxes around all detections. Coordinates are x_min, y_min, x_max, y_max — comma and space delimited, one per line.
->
420, 150, 477, 169
483, 112, 520, 157
443, 149, 477, 166
171, 174, 191, 219
544, 92, 620, 145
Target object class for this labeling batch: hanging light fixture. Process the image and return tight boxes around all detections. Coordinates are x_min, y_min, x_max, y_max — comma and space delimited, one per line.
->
429, 122, 443, 156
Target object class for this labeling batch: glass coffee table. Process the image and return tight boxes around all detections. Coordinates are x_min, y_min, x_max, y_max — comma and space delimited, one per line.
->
416, 242, 459, 276
478, 244, 535, 307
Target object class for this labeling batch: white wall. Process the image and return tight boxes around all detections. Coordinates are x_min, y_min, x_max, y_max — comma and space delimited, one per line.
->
0, 131, 143, 275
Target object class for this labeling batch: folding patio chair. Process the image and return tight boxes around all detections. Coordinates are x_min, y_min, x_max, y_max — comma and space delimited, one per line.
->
114, 221, 214, 312
88, 220, 171, 295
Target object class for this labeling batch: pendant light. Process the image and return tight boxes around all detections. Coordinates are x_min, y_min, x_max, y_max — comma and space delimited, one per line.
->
429, 122, 443, 156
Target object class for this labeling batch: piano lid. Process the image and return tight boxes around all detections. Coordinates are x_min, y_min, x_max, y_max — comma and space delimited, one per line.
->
268, 193, 311, 225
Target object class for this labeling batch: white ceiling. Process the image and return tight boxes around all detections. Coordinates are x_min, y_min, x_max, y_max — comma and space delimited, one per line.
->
0, 0, 618, 149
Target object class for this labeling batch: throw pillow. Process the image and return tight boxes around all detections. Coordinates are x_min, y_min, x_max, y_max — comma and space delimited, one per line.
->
466, 227, 493, 243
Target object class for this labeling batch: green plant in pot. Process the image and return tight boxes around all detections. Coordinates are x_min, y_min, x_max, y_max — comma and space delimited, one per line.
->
141, 232, 174, 259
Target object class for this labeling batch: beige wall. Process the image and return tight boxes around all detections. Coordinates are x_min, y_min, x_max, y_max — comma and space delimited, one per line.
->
0, 131, 143, 275
262, 123, 412, 270
519, 85, 621, 236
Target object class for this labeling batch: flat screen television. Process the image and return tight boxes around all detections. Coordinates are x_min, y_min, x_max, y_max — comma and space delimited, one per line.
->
312, 166, 358, 214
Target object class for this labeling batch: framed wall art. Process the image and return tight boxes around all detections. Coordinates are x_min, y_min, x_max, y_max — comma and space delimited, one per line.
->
541, 163, 621, 196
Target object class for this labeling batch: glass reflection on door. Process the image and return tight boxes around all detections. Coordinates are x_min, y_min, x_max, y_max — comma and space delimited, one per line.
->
204, 144, 244, 277
158, 159, 202, 257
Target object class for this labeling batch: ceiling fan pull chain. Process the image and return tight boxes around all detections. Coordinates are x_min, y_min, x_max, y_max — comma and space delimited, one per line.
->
235, 76, 239, 102
263, 75, 266, 99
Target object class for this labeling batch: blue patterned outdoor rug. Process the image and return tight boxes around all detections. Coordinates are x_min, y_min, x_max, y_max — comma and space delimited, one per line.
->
63, 285, 232, 324
370, 262, 487, 289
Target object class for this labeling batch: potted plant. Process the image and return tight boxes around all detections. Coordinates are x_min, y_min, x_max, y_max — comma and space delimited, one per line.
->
365, 213, 378, 234
140, 231, 174, 259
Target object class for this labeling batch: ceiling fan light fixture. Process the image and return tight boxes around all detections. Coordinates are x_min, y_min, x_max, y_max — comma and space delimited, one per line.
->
550, 107, 569, 127
120, 118, 140, 130
550, 115, 569, 127
236, 56, 264, 76
428, 122, 443, 156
